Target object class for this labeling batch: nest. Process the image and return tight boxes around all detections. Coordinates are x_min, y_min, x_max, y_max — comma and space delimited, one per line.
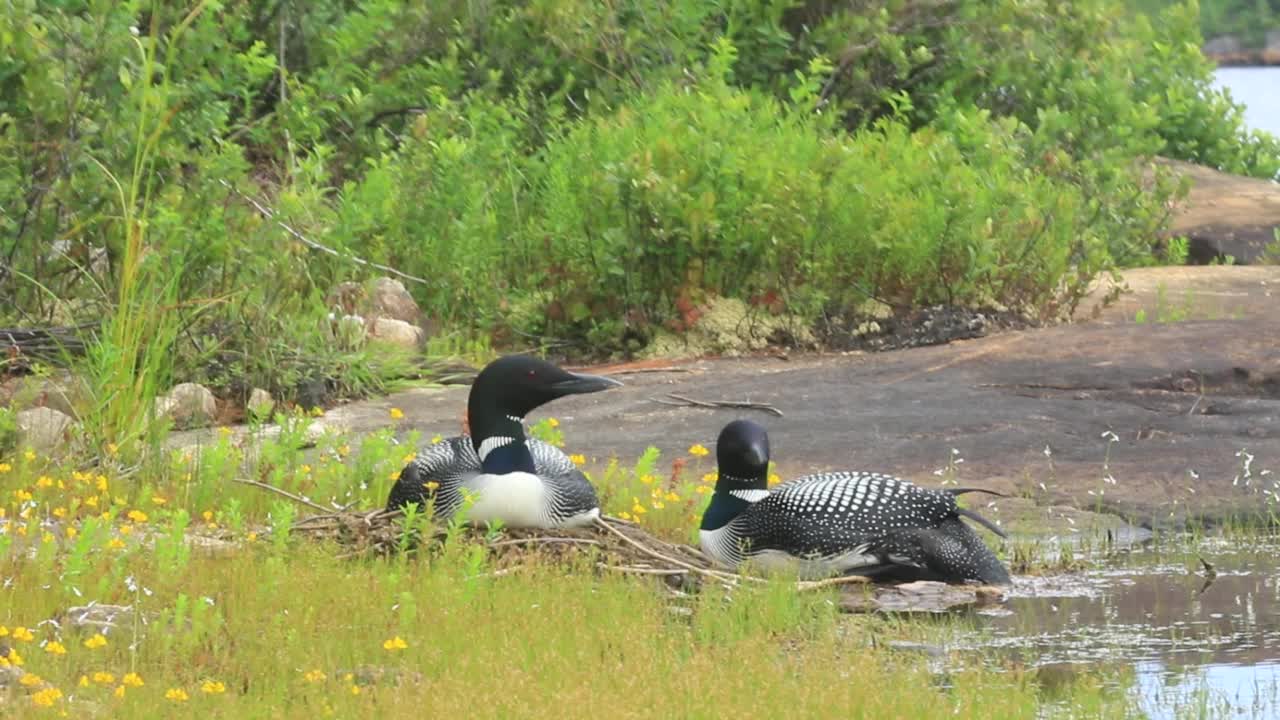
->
287, 507, 868, 594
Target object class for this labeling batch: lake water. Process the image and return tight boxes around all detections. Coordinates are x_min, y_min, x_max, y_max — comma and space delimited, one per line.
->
1213, 67, 1280, 136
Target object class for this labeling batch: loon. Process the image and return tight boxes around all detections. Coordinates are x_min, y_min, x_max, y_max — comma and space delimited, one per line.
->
699, 420, 1011, 585
384, 354, 621, 528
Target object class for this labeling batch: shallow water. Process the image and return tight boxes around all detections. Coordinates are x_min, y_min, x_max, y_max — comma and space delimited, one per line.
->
962, 535, 1280, 718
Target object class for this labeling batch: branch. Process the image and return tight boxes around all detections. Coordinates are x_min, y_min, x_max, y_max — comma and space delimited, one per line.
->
218, 179, 431, 286
233, 477, 331, 513
651, 393, 784, 417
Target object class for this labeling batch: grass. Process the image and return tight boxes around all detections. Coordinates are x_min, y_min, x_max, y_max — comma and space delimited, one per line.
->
0, 416, 1145, 718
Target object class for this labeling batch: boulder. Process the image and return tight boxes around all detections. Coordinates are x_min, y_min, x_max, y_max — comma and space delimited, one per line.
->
0, 372, 84, 419
1157, 158, 1280, 265
368, 277, 422, 325
247, 388, 275, 422
159, 383, 217, 429
369, 317, 424, 349
15, 407, 74, 452
325, 281, 365, 315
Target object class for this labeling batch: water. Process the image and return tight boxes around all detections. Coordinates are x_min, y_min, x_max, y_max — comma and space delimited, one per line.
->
1213, 68, 1280, 136
956, 535, 1280, 717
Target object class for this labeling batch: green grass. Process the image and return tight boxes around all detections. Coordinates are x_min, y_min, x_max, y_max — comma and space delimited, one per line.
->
0, 420, 1141, 718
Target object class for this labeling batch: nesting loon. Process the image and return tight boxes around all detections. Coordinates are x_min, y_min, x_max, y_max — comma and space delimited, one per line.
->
699, 420, 1011, 584
384, 355, 621, 528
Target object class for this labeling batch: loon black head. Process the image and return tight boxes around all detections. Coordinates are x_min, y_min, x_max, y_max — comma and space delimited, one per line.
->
701, 420, 771, 531
467, 355, 621, 473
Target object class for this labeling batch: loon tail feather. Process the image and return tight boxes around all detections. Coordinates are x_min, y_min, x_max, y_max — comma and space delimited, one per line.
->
956, 507, 1007, 539
946, 487, 1008, 499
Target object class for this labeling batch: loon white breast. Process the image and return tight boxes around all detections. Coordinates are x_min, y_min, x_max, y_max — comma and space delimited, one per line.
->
385, 354, 620, 529
698, 419, 1011, 585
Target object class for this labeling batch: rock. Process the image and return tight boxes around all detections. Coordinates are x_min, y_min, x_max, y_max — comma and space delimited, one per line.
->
15, 407, 74, 452
0, 373, 84, 419
325, 281, 366, 315
247, 388, 275, 422
1202, 34, 1242, 56
369, 317, 424, 349
160, 383, 217, 429
368, 277, 422, 325
1156, 158, 1280, 265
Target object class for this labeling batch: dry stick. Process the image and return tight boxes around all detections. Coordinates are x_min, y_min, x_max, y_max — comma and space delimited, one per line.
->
488, 537, 602, 549
217, 179, 430, 286
795, 575, 871, 593
233, 478, 331, 513
594, 518, 756, 586
598, 563, 689, 577
652, 393, 784, 418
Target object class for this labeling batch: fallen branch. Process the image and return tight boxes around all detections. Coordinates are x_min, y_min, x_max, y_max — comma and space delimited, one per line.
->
652, 393, 784, 417
598, 563, 688, 576
232, 478, 332, 513
593, 517, 755, 586
218, 179, 430, 287
796, 575, 871, 592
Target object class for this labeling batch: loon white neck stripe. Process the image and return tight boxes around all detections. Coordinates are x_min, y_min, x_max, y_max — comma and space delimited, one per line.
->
729, 489, 770, 503
478, 436, 516, 461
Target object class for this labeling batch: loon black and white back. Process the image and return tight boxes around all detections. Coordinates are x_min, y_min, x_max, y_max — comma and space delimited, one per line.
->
699, 419, 1011, 585
384, 355, 620, 529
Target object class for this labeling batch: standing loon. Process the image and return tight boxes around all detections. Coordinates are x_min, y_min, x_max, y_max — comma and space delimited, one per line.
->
385, 355, 621, 528
699, 420, 1011, 585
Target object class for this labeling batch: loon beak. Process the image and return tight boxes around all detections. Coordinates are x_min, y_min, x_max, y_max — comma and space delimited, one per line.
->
550, 371, 623, 396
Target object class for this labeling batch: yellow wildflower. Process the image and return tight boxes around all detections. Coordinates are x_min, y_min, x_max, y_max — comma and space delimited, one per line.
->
151, 496, 167, 506
93, 671, 116, 684
114, 685, 126, 698
218, 426, 233, 437
41, 532, 54, 544
547, 418, 560, 428
688, 444, 710, 457
201, 680, 226, 694
310, 406, 324, 417
6, 648, 23, 666
165, 687, 189, 702
127, 510, 148, 523
65, 526, 77, 540
107, 538, 126, 550
52, 506, 66, 518
422, 481, 440, 491
300, 465, 312, 474
20, 672, 43, 686
0, 626, 7, 636
122, 673, 144, 687
79, 675, 91, 687
430, 434, 443, 444
13, 488, 32, 501
389, 407, 405, 420
96, 476, 108, 492
338, 444, 351, 457
202, 510, 214, 522
246, 532, 258, 542
24, 449, 36, 461
631, 500, 647, 516
106, 443, 119, 456
119, 524, 134, 536
651, 501, 665, 510
768, 473, 782, 486
665, 492, 680, 502
695, 485, 710, 495
0, 462, 11, 474
350, 684, 362, 695
84, 496, 98, 508
36, 476, 53, 488
701, 472, 716, 484
12, 626, 34, 642
569, 454, 586, 466
303, 669, 326, 683
402, 452, 417, 464
382, 636, 408, 651
84, 634, 107, 649
31, 687, 63, 707
640, 474, 655, 485
618, 512, 632, 521
45, 641, 67, 655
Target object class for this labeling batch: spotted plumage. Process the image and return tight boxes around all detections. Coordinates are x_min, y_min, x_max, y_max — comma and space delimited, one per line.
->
699, 420, 1011, 584
384, 355, 620, 529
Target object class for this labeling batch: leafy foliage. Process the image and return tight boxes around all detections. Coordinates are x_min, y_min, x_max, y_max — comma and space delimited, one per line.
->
0, 0, 1274, 381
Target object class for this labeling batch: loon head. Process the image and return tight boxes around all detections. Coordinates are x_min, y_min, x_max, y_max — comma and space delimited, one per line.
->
700, 419, 771, 531
467, 355, 621, 473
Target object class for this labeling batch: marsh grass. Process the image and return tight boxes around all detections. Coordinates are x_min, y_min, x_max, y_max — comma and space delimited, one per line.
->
0, 417, 1145, 718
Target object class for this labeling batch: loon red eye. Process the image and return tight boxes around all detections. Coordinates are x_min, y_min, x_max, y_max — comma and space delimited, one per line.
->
527, 370, 536, 377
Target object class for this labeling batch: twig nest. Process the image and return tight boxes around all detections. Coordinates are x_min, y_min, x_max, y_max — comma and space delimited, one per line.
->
157, 382, 217, 429
15, 406, 74, 453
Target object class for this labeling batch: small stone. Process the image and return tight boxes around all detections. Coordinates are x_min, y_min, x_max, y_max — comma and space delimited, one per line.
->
162, 383, 217, 429
247, 388, 275, 422
15, 407, 74, 453
368, 277, 422, 324
369, 317, 424, 349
